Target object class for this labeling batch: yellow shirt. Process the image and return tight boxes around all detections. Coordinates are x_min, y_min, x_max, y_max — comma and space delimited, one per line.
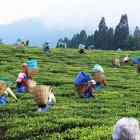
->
4, 87, 18, 100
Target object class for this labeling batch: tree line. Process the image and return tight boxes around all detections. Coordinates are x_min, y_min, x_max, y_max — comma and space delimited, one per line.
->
56, 14, 140, 50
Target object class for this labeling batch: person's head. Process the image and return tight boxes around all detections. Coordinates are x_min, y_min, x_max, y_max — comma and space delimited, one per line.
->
112, 117, 140, 140
22, 63, 27, 68
89, 80, 96, 85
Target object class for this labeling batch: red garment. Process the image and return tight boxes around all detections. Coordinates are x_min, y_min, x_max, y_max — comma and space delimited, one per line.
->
87, 85, 96, 98
16, 78, 28, 88
102, 78, 107, 86
22, 67, 28, 75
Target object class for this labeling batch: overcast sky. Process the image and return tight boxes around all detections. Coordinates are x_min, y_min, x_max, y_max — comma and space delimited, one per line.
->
0, 0, 139, 32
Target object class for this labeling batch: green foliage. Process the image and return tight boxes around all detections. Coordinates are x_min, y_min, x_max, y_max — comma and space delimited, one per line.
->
58, 15, 140, 50
114, 14, 129, 50
1, 45, 140, 139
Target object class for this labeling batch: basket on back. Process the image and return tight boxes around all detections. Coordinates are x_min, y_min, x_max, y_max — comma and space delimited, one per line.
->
75, 83, 86, 98
112, 58, 119, 66
27, 80, 37, 93
0, 81, 8, 97
130, 60, 136, 64
32, 85, 50, 106
137, 62, 140, 71
27, 67, 38, 79
92, 71, 103, 83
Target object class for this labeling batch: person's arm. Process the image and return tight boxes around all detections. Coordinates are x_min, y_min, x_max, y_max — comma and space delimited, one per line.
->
6, 87, 18, 101
88, 86, 96, 98
22, 78, 28, 86
22, 67, 28, 75
102, 78, 107, 86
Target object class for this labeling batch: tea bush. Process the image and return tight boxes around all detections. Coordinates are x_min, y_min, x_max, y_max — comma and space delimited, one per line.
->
0, 44, 140, 139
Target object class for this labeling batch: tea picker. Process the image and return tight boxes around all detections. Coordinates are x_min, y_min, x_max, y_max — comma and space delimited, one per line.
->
43, 42, 51, 53
0, 78, 18, 105
16, 73, 28, 93
74, 71, 96, 98
32, 85, 56, 112
92, 64, 107, 90
78, 44, 86, 54
112, 58, 120, 67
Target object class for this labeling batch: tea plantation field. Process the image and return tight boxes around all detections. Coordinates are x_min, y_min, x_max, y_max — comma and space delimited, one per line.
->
1, 44, 140, 140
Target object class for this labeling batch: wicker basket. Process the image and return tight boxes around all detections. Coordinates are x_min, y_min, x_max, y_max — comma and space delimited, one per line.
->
137, 62, 140, 71
130, 60, 136, 64
75, 83, 86, 98
112, 58, 119, 66
92, 71, 103, 83
27, 80, 37, 93
27, 67, 38, 79
32, 85, 50, 106
0, 80, 8, 97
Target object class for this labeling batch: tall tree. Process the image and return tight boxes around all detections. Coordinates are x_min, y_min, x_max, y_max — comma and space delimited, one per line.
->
132, 26, 140, 50
106, 27, 114, 50
85, 35, 94, 49
133, 26, 140, 37
113, 14, 129, 50
78, 30, 87, 45
95, 17, 108, 49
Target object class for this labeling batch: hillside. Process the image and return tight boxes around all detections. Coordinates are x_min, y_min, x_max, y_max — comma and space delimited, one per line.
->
1, 44, 140, 140
0, 17, 82, 47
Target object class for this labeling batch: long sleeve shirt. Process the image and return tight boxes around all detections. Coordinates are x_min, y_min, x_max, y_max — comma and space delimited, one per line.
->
4, 87, 18, 100
16, 78, 28, 88
22, 67, 28, 75
87, 85, 96, 98
102, 78, 107, 86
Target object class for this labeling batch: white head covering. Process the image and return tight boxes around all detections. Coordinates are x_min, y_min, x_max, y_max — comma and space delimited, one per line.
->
90, 80, 96, 85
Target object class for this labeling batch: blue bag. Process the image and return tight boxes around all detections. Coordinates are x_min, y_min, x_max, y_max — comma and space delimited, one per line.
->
132, 57, 138, 62
0, 93, 8, 105
35, 102, 51, 112
27, 60, 38, 68
94, 83, 102, 90
74, 71, 91, 84
17, 86, 26, 93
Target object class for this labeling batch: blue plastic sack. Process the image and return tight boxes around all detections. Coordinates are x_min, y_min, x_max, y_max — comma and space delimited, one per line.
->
0, 93, 7, 105
17, 86, 26, 93
88, 45, 94, 49
83, 92, 91, 98
74, 71, 91, 84
35, 102, 51, 111
27, 60, 38, 68
137, 58, 140, 62
132, 57, 138, 62
94, 83, 102, 90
